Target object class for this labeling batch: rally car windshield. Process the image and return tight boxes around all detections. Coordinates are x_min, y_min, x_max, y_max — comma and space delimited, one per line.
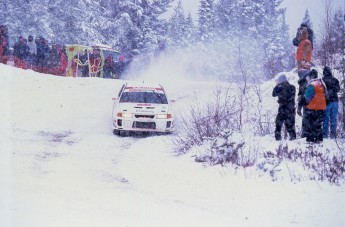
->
120, 91, 168, 104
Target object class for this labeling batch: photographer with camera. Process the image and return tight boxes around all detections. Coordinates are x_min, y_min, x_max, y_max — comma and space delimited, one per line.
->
272, 74, 297, 141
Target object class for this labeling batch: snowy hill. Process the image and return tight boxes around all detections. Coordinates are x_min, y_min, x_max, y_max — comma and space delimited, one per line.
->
1, 64, 345, 227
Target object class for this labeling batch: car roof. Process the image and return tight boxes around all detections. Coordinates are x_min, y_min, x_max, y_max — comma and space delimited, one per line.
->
124, 82, 163, 90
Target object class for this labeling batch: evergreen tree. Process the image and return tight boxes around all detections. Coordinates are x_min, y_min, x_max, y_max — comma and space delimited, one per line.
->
263, 7, 293, 77
47, 0, 90, 44
185, 13, 196, 43
216, 0, 238, 35
212, 0, 290, 78
256, 0, 293, 78
198, 0, 216, 41
168, 1, 195, 47
109, 0, 173, 52
0, 0, 173, 53
302, 9, 313, 28
0, 0, 36, 40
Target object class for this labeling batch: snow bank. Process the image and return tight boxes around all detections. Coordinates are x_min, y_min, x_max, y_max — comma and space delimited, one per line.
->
1, 64, 345, 227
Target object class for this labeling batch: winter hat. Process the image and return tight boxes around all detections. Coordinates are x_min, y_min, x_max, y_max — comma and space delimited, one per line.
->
323, 66, 332, 77
276, 74, 287, 83
307, 69, 318, 79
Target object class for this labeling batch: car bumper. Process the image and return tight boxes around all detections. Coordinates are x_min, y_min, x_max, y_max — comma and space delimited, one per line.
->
113, 117, 174, 132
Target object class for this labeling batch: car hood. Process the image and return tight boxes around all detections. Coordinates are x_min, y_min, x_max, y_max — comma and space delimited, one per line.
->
118, 103, 170, 115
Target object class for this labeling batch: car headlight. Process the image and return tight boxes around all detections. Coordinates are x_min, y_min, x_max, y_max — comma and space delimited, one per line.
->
117, 112, 133, 118
156, 114, 167, 119
122, 113, 133, 118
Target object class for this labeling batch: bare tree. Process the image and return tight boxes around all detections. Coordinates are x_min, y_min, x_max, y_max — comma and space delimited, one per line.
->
316, 0, 336, 67
235, 37, 250, 132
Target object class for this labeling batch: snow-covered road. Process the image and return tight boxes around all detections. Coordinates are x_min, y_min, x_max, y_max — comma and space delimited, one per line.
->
1, 64, 344, 227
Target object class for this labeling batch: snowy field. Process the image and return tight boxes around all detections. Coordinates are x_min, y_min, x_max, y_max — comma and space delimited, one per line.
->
1, 64, 345, 227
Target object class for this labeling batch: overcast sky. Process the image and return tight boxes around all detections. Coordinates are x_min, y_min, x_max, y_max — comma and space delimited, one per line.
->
179, 0, 345, 38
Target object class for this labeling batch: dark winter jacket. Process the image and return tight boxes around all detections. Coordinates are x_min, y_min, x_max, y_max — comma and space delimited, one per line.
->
272, 81, 296, 110
323, 71, 340, 103
79, 52, 88, 64
103, 55, 115, 77
297, 75, 308, 108
306, 27, 313, 49
36, 41, 50, 66
37, 42, 49, 58
13, 41, 30, 60
47, 47, 60, 68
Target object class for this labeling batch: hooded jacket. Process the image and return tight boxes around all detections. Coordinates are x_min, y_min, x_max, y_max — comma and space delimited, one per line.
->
322, 68, 340, 103
13, 40, 29, 60
272, 81, 296, 110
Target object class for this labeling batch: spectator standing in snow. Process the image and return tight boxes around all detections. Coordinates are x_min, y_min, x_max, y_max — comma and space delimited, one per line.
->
322, 66, 340, 139
0, 25, 9, 62
55, 44, 67, 76
293, 23, 314, 49
0, 25, 8, 64
304, 69, 327, 143
89, 48, 101, 77
72, 49, 89, 77
103, 54, 115, 79
296, 27, 312, 75
47, 44, 60, 69
46, 44, 67, 76
272, 74, 297, 141
114, 55, 126, 79
297, 71, 309, 138
35, 36, 47, 68
79, 49, 89, 77
27, 35, 37, 69
13, 36, 30, 69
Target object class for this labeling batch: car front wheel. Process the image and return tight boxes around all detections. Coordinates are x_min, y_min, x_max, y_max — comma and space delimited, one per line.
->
113, 129, 121, 136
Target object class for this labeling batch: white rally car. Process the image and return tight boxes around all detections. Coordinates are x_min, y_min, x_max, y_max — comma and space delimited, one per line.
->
112, 82, 175, 135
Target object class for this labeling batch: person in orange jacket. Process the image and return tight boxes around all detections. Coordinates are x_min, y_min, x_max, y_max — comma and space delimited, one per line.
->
296, 27, 312, 75
303, 69, 327, 143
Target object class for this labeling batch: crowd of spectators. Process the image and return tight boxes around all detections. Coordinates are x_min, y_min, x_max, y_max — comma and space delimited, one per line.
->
0, 25, 128, 78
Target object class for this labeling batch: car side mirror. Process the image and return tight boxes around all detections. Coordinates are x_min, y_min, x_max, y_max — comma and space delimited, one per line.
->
170, 99, 176, 103
112, 97, 117, 101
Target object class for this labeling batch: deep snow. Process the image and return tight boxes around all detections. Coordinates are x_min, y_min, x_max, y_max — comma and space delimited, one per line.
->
1, 64, 345, 227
